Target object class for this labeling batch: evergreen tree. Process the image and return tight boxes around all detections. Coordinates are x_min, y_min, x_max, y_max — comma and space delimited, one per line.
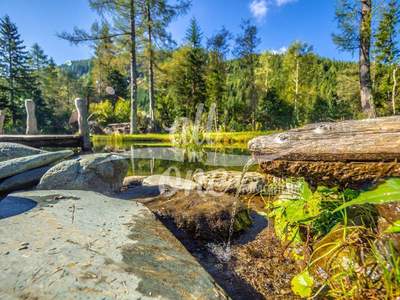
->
374, 0, 399, 114
234, 19, 260, 130
206, 27, 231, 125
333, 0, 376, 117
29, 43, 49, 71
90, 23, 119, 104
138, 0, 190, 131
0, 15, 33, 125
59, 0, 140, 133
282, 42, 314, 124
184, 18, 207, 119
186, 17, 203, 48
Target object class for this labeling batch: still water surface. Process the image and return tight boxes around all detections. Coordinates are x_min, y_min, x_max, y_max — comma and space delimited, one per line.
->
93, 141, 257, 177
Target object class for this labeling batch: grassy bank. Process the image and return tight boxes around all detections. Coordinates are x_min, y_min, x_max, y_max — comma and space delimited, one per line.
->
92, 131, 275, 146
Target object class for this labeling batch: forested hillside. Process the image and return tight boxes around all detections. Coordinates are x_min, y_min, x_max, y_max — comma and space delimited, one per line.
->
1, 0, 399, 134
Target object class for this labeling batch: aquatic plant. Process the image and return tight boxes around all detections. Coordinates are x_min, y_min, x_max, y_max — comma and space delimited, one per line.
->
270, 178, 400, 299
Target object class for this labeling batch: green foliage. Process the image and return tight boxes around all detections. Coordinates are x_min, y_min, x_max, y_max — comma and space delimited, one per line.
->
334, 178, 400, 211
291, 270, 314, 298
374, 0, 400, 115
0, 15, 35, 128
114, 98, 130, 122
266, 178, 400, 298
268, 180, 321, 243
89, 100, 115, 126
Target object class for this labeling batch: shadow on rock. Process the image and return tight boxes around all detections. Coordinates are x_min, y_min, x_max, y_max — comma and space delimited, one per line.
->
0, 196, 37, 219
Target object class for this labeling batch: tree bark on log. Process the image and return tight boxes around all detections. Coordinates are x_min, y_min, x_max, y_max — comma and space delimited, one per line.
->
0, 135, 83, 148
249, 116, 400, 186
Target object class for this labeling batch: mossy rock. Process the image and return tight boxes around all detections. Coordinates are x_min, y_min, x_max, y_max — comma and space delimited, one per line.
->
145, 190, 252, 241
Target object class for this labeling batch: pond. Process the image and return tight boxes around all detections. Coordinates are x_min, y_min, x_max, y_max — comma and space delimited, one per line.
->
92, 140, 258, 177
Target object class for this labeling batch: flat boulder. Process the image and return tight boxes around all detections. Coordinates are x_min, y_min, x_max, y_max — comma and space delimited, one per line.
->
0, 142, 45, 162
143, 175, 201, 192
38, 153, 129, 194
0, 150, 73, 180
0, 190, 227, 299
193, 170, 265, 194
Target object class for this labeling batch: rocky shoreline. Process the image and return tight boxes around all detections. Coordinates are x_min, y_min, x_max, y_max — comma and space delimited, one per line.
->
0, 142, 280, 299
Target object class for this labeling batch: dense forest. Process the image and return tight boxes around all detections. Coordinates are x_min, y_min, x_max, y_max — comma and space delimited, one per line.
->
1, 0, 400, 134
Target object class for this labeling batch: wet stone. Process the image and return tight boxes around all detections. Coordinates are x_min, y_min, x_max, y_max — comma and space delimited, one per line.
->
0, 190, 228, 300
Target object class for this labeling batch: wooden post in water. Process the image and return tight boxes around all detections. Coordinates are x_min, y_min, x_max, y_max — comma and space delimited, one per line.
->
75, 98, 91, 152
0, 110, 5, 135
25, 99, 38, 135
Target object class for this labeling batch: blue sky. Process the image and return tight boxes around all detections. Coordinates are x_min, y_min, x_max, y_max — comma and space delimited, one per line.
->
0, 0, 354, 64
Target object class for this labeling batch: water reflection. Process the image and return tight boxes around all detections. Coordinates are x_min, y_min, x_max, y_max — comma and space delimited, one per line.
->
94, 141, 257, 177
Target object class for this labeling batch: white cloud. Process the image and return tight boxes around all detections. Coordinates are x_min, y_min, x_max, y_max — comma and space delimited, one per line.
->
276, 0, 297, 6
270, 47, 288, 55
250, 0, 268, 21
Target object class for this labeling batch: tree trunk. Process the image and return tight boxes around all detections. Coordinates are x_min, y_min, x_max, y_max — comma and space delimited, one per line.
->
129, 0, 138, 134
294, 59, 299, 122
360, 0, 376, 118
8, 47, 16, 124
392, 66, 397, 115
146, 0, 156, 132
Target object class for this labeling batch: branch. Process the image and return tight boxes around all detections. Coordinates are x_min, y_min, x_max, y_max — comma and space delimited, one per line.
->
57, 27, 129, 45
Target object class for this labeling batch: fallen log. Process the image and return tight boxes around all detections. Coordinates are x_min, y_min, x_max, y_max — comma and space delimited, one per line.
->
249, 116, 400, 187
0, 135, 83, 148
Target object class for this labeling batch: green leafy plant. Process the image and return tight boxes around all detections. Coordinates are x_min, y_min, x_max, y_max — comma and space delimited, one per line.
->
291, 270, 314, 298
268, 179, 320, 243
268, 180, 347, 244
334, 178, 400, 212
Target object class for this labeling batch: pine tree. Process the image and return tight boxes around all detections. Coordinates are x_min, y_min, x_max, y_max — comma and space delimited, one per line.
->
28, 44, 63, 132
186, 17, 202, 48
234, 19, 260, 130
333, 0, 376, 118
184, 18, 207, 120
206, 27, 231, 125
59, 0, 140, 133
29, 43, 49, 71
91, 23, 118, 103
0, 15, 33, 125
374, 0, 399, 114
138, 0, 190, 131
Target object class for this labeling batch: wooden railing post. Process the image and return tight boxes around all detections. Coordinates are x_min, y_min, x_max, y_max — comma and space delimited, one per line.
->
75, 98, 91, 151
0, 110, 5, 135
25, 99, 38, 135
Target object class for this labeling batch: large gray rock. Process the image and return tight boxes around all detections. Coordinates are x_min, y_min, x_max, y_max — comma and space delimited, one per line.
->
143, 175, 201, 191
0, 150, 73, 180
0, 190, 227, 299
193, 170, 265, 194
0, 142, 45, 162
0, 166, 51, 194
38, 153, 129, 194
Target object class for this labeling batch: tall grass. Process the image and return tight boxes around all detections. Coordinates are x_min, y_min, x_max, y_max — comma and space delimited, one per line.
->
92, 130, 275, 146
